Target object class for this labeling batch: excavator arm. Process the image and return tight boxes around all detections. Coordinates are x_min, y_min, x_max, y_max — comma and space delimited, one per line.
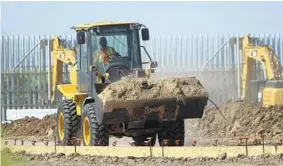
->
241, 34, 282, 99
50, 36, 78, 102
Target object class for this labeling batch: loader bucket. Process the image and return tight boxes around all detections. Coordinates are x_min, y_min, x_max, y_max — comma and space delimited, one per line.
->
99, 77, 208, 119
102, 96, 208, 119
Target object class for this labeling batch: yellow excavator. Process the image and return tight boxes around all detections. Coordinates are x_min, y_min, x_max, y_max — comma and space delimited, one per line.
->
241, 34, 283, 106
50, 21, 208, 147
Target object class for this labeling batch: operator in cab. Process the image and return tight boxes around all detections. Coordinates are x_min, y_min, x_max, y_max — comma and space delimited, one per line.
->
93, 36, 118, 83
93, 37, 117, 73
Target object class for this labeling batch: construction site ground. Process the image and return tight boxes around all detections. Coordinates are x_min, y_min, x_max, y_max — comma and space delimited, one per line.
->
2, 100, 283, 166
1, 147, 283, 166
1, 76, 283, 165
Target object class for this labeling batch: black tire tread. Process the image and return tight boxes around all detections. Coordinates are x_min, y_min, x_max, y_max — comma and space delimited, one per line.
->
57, 99, 79, 146
82, 103, 109, 146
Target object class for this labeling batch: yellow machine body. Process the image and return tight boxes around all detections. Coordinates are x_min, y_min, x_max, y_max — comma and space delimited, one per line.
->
51, 21, 157, 116
262, 80, 283, 106
263, 88, 283, 106
73, 21, 138, 31
51, 21, 208, 147
241, 34, 283, 106
50, 36, 88, 116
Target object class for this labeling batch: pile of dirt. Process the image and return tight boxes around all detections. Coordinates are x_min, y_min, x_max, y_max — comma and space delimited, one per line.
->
99, 77, 208, 102
193, 100, 283, 139
2, 114, 56, 138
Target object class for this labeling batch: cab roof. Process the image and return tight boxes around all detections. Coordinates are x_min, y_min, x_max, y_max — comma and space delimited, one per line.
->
73, 21, 138, 31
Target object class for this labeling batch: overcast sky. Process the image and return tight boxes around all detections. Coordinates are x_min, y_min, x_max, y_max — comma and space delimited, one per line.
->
1, 1, 283, 36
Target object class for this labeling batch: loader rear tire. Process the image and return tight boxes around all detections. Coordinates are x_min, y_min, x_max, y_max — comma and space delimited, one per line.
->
133, 134, 156, 146
81, 103, 109, 146
56, 100, 80, 146
157, 119, 185, 146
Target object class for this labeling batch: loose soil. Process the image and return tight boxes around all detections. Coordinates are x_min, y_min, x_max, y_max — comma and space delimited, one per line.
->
2, 114, 56, 141
98, 77, 208, 102
187, 100, 283, 141
2, 148, 283, 166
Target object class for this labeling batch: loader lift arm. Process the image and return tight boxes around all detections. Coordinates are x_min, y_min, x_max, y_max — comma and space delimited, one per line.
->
242, 34, 282, 100
50, 36, 78, 102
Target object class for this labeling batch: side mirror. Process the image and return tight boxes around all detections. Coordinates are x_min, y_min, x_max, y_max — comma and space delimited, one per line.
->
77, 31, 85, 44
150, 61, 158, 68
141, 28, 150, 41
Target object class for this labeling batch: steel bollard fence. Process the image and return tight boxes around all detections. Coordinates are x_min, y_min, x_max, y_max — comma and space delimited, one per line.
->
54, 136, 57, 153
261, 135, 265, 155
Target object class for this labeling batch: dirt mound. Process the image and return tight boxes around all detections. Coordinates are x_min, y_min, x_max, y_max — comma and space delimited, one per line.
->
2, 114, 56, 138
99, 77, 208, 102
194, 100, 283, 139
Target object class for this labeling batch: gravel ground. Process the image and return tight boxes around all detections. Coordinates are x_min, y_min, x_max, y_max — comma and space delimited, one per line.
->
2, 148, 283, 166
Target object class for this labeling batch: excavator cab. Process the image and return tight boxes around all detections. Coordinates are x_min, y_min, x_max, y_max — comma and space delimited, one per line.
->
73, 22, 157, 94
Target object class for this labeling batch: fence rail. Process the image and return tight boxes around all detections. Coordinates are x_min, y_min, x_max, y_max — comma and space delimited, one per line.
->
1, 33, 283, 121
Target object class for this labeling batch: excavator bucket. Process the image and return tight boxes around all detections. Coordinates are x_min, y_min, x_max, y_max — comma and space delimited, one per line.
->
99, 77, 208, 120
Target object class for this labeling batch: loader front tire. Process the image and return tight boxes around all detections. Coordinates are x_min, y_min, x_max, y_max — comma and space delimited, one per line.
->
157, 119, 185, 146
81, 103, 109, 146
56, 100, 80, 146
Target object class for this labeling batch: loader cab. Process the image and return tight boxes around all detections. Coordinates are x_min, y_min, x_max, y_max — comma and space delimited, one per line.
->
73, 22, 156, 95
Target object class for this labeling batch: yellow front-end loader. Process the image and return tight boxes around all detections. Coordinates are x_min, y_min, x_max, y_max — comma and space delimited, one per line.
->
51, 21, 208, 147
